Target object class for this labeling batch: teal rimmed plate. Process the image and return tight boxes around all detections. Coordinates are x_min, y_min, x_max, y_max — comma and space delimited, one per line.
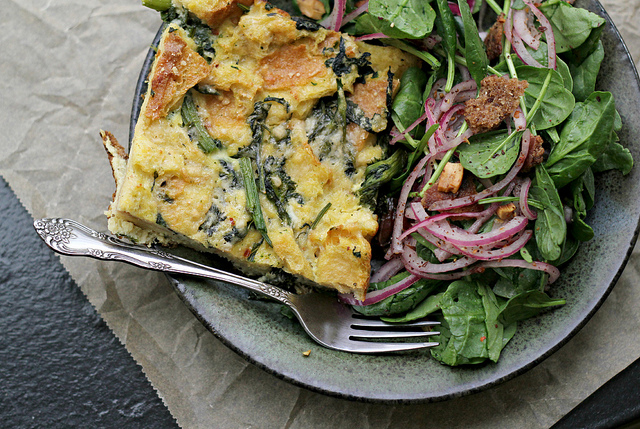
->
129, 0, 640, 403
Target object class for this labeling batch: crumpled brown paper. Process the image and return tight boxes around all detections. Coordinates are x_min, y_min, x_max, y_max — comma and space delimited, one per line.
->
1, 0, 639, 427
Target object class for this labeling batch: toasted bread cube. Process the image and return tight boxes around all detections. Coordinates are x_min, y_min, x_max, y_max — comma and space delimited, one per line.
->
437, 162, 464, 193
496, 202, 517, 220
297, 0, 325, 19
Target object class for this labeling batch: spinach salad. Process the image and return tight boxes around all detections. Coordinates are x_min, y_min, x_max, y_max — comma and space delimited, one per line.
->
297, 0, 634, 366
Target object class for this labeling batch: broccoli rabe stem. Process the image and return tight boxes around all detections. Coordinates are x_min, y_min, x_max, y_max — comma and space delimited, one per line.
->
485, 0, 503, 15
181, 91, 221, 153
142, 0, 172, 12
239, 157, 272, 247
383, 39, 441, 69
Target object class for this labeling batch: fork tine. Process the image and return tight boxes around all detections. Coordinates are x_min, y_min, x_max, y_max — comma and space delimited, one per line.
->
345, 341, 440, 353
351, 318, 440, 329
350, 330, 440, 340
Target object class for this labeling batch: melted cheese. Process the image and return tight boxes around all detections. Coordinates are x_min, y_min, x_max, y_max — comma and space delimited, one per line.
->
105, 0, 419, 300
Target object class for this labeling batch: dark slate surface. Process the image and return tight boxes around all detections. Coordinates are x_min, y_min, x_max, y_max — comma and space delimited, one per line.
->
551, 358, 640, 429
1, 172, 639, 428
0, 176, 178, 429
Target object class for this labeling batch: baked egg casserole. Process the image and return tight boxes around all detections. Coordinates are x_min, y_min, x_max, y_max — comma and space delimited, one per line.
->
103, 0, 418, 300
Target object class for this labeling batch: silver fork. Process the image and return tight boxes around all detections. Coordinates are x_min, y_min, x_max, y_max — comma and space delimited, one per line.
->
34, 218, 440, 354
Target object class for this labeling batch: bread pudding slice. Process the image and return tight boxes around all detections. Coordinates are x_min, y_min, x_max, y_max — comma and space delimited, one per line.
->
103, 0, 419, 300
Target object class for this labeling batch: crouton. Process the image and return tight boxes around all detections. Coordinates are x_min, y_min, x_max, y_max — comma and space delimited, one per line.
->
485, 15, 506, 61
464, 75, 528, 134
522, 134, 545, 172
437, 162, 464, 193
496, 203, 516, 220
297, 0, 325, 20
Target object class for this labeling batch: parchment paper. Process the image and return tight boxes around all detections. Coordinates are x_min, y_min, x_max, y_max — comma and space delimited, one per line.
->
1, 0, 639, 427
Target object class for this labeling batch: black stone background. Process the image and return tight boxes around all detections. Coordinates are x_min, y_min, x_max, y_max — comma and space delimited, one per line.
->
0, 176, 178, 428
1, 173, 639, 429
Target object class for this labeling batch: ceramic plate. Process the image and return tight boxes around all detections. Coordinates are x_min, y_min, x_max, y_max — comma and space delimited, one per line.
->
130, 0, 640, 403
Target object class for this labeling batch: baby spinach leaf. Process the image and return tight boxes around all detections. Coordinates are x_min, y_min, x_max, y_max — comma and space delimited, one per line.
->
544, 126, 561, 149
512, 42, 573, 92
545, 1, 605, 53
530, 164, 566, 261
435, 0, 457, 90
592, 141, 634, 175
435, 0, 456, 58
563, 22, 604, 66
614, 109, 623, 132
368, 0, 436, 39
381, 292, 444, 322
477, 283, 505, 363
568, 171, 594, 242
569, 40, 605, 102
354, 12, 418, 39
516, 66, 575, 131
502, 321, 517, 348
545, 91, 617, 187
430, 280, 490, 366
499, 290, 566, 325
353, 272, 442, 317
457, 0, 488, 87
457, 130, 521, 178
570, 167, 595, 213
552, 235, 581, 267
492, 264, 544, 299
392, 67, 428, 129
571, 216, 594, 242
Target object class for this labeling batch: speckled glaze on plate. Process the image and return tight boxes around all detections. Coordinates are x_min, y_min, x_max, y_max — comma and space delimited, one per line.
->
130, 0, 640, 403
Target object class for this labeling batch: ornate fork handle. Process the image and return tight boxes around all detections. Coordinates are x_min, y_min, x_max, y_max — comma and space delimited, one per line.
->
34, 218, 294, 306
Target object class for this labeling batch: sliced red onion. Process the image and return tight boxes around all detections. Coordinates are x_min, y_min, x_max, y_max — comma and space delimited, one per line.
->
524, 0, 557, 70
435, 128, 473, 156
448, 2, 461, 16
423, 34, 443, 49
440, 104, 466, 134
564, 205, 573, 224
428, 129, 531, 211
424, 98, 446, 154
343, 0, 368, 24
519, 176, 538, 220
319, 0, 347, 31
504, 9, 545, 68
370, 257, 404, 283
415, 229, 459, 261
401, 202, 500, 242
429, 79, 448, 101
512, 106, 526, 131
512, 31, 545, 67
410, 201, 427, 219
338, 272, 421, 306
512, 8, 540, 50
451, 230, 533, 261
386, 155, 432, 258
439, 80, 477, 114
451, 89, 477, 106
402, 245, 477, 275
477, 259, 560, 283
421, 216, 529, 248
457, 64, 471, 82
355, 33, 389, 42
